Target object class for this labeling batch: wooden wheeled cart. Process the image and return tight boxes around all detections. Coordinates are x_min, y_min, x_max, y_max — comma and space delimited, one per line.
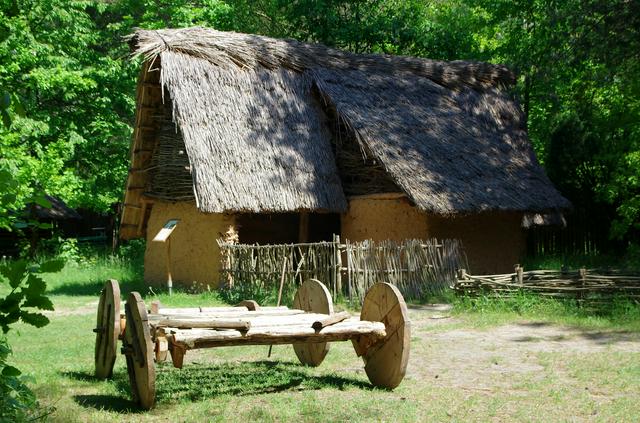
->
94, 279, 410, 409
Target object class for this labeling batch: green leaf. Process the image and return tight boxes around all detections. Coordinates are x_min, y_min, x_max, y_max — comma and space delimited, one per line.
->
22, 295, 54, 311
1, 193, 16, 204
24, 273, 46, 295
2, 365, 21, 377
0, 292, 23, 313
0, 260, 28, 289
20, 312, 49, 328
11, 94, 25, 117
38, 258, 65, 273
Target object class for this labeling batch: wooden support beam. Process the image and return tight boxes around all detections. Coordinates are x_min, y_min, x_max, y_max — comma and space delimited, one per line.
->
137, 201, 149, 236
169, 343, 186, 369
298, 211, 309, 243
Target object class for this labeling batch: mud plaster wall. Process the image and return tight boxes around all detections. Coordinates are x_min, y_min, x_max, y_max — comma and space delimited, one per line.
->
341, 196, 429, 241
428, 212, 525, 274
341, 196, 524, 274
144, 201, 234, 288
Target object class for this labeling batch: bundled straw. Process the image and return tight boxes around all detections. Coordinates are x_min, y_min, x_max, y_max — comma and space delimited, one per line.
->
125, 27, 570, 216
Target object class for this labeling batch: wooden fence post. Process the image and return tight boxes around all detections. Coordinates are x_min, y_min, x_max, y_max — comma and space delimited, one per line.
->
333, 234, 342, 297
516, 264, 524, 285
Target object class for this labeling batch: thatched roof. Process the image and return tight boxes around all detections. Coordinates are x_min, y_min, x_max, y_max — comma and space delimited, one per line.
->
28, 195, 81, 220
120, 27, 569, 239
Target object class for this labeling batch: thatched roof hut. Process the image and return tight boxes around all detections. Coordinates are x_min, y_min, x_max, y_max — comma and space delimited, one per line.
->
121, 27, 569, 277
121, 27, 568, 240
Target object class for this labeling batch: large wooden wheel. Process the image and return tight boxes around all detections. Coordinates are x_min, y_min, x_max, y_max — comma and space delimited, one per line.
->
292, 279, 334, 366
123, 292, 156, 409
358, 283, 410, 389
94, 279, 121, 379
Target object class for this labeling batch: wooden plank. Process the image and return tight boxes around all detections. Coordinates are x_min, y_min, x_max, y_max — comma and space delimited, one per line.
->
152, 318, 251, 331
150, 309, 305, 319
163, 320, 385, 349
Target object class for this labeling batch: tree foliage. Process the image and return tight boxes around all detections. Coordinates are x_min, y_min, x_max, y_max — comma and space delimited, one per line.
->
0, 0, 637, 244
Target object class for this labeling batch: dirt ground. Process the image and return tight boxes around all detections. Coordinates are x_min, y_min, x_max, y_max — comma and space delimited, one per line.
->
404, 305, 640, 393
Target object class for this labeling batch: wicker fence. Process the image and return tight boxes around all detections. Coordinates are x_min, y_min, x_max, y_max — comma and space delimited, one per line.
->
454, 265, 640, 301
218, 237, 466, 303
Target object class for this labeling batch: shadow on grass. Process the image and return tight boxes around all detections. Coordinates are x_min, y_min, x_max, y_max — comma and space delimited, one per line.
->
72, 394, 143, 414
69, 370, 145, 413
154, 360, 374, 403
511, 321, 640, 345
49, 278, 147, 297
70, 360, 373, 413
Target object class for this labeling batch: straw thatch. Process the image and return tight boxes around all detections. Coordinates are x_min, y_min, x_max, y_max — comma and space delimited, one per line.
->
29, 195, 80, 220
122, 27, 569, 235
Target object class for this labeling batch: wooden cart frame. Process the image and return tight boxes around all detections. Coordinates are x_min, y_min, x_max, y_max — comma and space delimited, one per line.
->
94, 279, 410, 409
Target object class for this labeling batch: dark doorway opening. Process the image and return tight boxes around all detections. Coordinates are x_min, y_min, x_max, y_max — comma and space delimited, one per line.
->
236, 212, 340, 245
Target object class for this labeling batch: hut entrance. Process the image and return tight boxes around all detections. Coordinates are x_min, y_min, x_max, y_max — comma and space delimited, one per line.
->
236, 212, 340, 245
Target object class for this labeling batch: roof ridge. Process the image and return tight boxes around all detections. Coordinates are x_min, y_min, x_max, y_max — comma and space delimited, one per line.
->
128, 27, 515, 92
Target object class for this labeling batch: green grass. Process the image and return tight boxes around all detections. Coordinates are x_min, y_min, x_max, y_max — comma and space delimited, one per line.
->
2, 253, 640, 421
452, 291, 640, 331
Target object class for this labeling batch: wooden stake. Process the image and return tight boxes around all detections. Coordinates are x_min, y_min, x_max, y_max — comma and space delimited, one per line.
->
268, 257, 288, 357
516, 264, 524, 285
166, 237, 173, 296
298, 212, 309, 243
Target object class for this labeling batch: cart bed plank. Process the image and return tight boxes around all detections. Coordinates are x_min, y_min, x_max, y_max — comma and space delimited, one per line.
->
162, 319, 385, 349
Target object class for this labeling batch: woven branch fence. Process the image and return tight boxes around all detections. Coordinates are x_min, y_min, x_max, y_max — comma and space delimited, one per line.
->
218, 237, 466, 303
454, 266, 640, 301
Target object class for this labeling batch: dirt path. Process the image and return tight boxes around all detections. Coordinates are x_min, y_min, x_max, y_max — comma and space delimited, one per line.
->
406, 306, 640, 393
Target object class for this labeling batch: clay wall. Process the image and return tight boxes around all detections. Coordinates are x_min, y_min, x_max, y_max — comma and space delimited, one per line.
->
340, 194, 429, 241
144, 201, 234, 288
341, 195, 525, 274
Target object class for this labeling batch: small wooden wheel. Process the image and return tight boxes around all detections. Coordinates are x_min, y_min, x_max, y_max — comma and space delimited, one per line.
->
94, 279, 121, 379
123, 292, 156, 409
292, 279, 334, 366
358, 283, 410, 389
